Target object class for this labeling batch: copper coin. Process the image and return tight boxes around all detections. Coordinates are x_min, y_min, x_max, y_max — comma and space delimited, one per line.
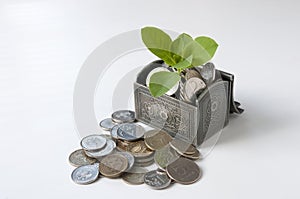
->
144, 130, 172, 150
99, 153, 128, 178
166, 157, 202, 185
170, 138, 197, 155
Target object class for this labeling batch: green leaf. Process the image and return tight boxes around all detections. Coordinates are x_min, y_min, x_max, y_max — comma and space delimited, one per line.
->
172, 55, 193, 70
149, 71, 180, 97
141, 27, 176, 66
195, 36, 218, 58
170, 33, 193, 62
183, 40, 213, 66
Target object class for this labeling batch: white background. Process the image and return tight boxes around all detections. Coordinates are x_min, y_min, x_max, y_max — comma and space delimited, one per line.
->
1, 0, 300, 198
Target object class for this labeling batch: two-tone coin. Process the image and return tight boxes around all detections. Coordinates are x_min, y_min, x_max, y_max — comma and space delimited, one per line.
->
144, 170, 171, 189
71, 163, 99, 185
144, 130, 172, 150
80, 134, 107, 152
69, 149, 97, 167
111, 110, 135, 123
85, 139, 116, 159
117, 123, 145, 141
122, 167, 148, 185
154, 145, 180, 171
99, 153, 128, 178
99, 118, 116, 131
166, 157, 202, 185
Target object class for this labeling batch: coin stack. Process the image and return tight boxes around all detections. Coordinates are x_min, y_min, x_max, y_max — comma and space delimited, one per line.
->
68, 110, 203, 189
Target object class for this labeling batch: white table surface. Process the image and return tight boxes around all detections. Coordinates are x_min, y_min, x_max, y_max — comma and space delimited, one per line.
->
1, 0, 300, 198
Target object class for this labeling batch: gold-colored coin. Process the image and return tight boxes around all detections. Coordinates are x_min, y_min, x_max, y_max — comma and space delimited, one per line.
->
116, 139, 153, 158
170, 138, 197, 155
144, 130, 172, 150
99, 153, 128, 178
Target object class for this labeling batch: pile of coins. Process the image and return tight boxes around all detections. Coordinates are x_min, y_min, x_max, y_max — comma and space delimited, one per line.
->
69, 110, 202, 189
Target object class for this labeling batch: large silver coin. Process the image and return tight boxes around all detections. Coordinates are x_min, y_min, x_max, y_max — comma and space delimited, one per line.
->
117, 123, 145, 141
146, 67, 179, 96
111, 110, 135, 123
144, 170, 171, 189
69, 149, 97, 167
154, 145, 180, 171
183, 77, 206, 101
71, 163, 99, 185
80, 134, 107, 152
200, 62, 215, 83
122, 167, 148, 185
117, 152, 135, 172
85, 139, 116, 159
99, 118, 116, 131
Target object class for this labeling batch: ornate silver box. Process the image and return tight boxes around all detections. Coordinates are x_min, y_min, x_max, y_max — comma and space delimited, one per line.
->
134, 60, 243, 146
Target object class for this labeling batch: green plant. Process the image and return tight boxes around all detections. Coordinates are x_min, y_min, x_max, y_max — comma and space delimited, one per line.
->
141, 26, 218, 97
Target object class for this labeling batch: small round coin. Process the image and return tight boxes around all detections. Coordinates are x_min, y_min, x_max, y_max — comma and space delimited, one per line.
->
144, 130, 172, 150
111, 110, 135, 123
154, 145, 180, 171
71, 163, 99, 185
170, 138, 197, 155
166, 157, 202, 185
69, 149, 97, 167
117, 123, 145, 141
80, 134, 107, 152
122, 167, 148, 185
144, 170, 171, 189
117, 152, 135, 172
99, 118, 116, 131
85, 139, 116, 159
99, 153, 128, 178
181, 148, 202, 160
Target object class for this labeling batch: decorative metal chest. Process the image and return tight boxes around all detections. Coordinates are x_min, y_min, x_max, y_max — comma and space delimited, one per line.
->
134, 60, 243, 146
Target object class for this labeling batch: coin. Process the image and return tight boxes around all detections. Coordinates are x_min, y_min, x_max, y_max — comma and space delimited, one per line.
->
144, 170, 171, 189
126, 140, 153, 158
117, 123, 145, 141
111, 110, 135, 123
110, 125, 119, 140
185, 69, 201, 80
80, 134, 107, 152
85, 139, 116, 159
154, 145, 180, 171
183, 77, 206, 101
146, 67, 179, 96
170, 138, 197, 155
200, 62, 215, 83
144, 130, 172, 150
166, 157, 202, 185
99, 153, 128, 178
71, 163, 99, 185
99, 118, 116, 131
69, 149, 97, 167
117, 152, 135, 172
135, 159, 154, 167
122, 167, 148, 185
181, 149, 202, 160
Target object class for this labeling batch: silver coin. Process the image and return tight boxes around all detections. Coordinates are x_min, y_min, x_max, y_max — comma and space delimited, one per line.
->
146, 67, 179, 96
117, 123, 145, 141
200, 62, 215, 83
99, 118, 116, 131
154, 145, 180, 171
135, 159, 154, 167
110, 125, 119, 140
117, 152, 135, 172
122, 167, 148, 185
69, 149, 97, 167
85, 139, 116, 159
80, 134, 107, 152
183, 77, 206, 101
71, 163, 99, 185
111, 110, 135, 123
144, 170, 171, 189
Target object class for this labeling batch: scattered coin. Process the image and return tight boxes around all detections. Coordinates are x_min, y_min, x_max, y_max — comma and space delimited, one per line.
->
144, 170, 171, 189
166, 157, 202, 185
154, 145, 180, 171
144, 130, 172, 150
146, 67, 179, 96
122, 167, 148, 185
99, 153, 128, 178
170, 138, 197, 155
85, 139, 116, 159
117, 123, 145, 141
110, 125, 119, 140
181, 148, 202, 160
80, 134, 107, 152
71, 163, 99, 185
183, 77, 206, 102
99, 118, 116, 131
125, 140, 153, 158
117, 152, 135, 172
111, 110, 135, 123
135, 159, 155, 167
200, 62, 215, 83
185, 69, 202, 80
69, 149, 97, 167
